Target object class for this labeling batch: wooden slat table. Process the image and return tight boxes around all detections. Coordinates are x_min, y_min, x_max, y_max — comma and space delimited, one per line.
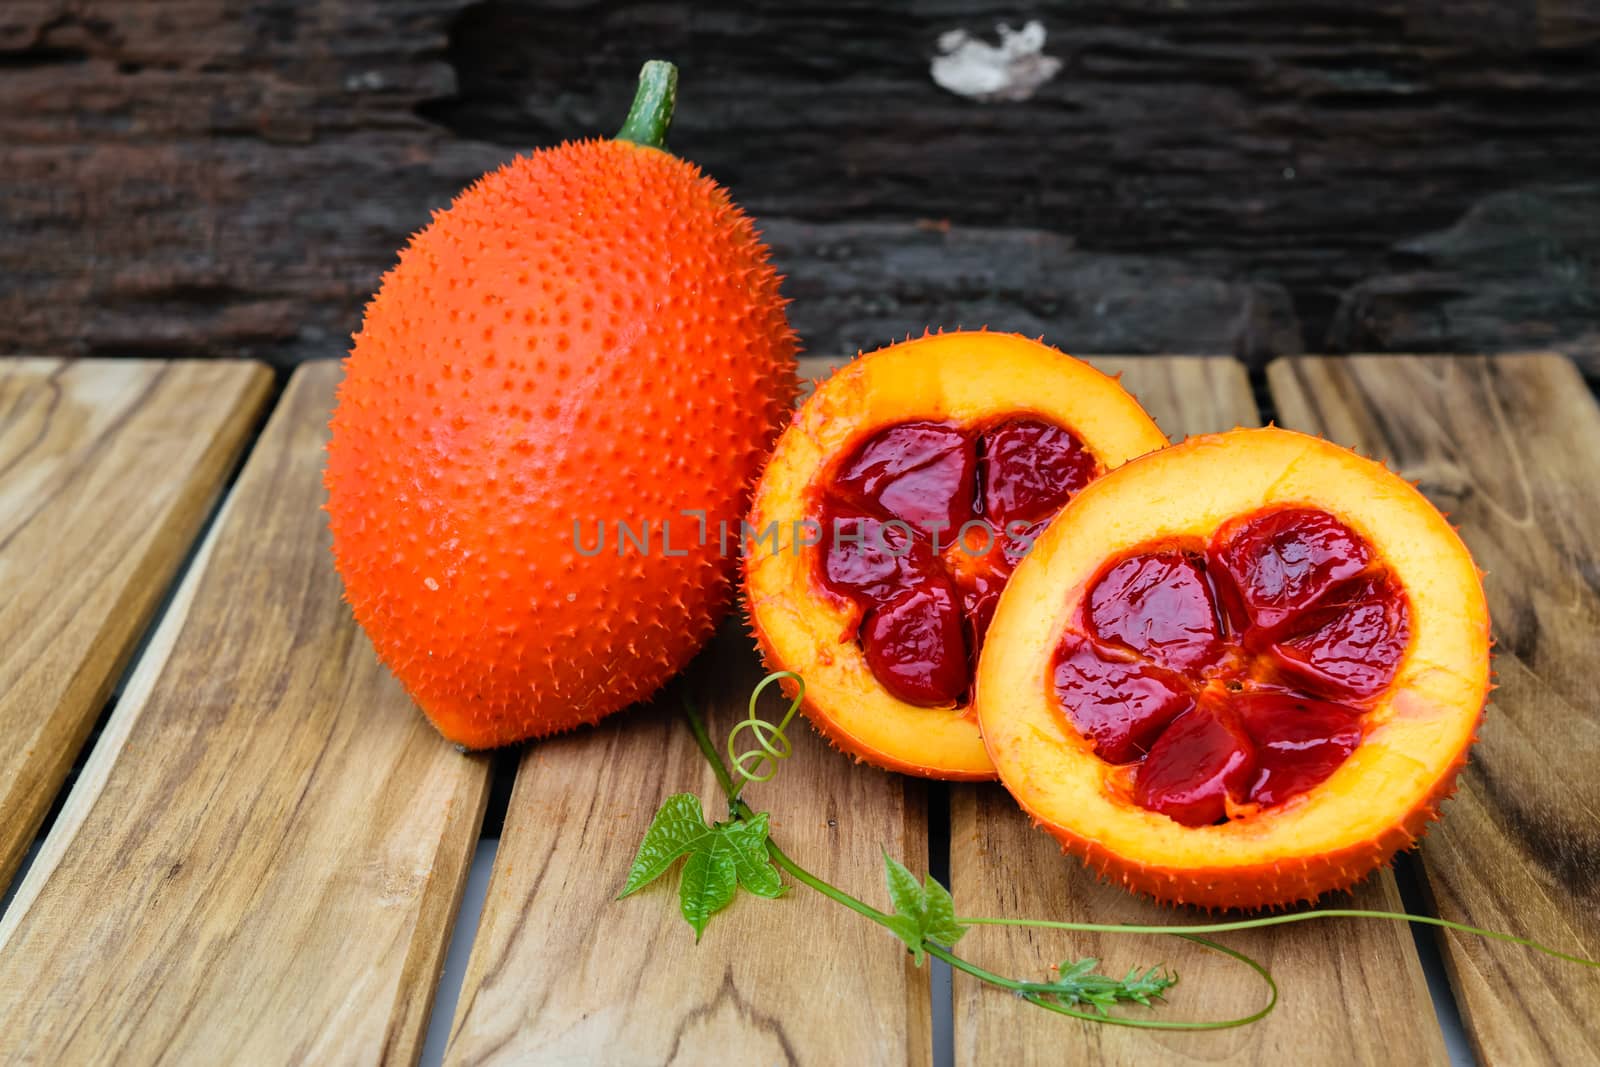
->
0, 363, 489, 1065
0, 359, 270, 894
0, 352, 1594, 1065
445, 629, 930, 1066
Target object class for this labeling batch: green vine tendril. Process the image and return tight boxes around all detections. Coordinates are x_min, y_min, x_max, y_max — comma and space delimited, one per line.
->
725, 670, 804, 801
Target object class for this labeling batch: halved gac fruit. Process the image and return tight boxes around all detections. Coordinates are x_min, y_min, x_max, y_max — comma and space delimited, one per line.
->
977, 426, 1491, 907
744, 332, 1169, 779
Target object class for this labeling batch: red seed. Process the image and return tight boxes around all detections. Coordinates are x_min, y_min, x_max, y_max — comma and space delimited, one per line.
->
1211, 507, 1371, 639
1270, 574, 1411, 700
1087, 552, 1223, 672
818, 511, 940, 603
979, 419, 1097, 524
861, 577, 968, 706
1231, 691, 1364, 806
1134, 709, 1256, 827
1052, 634, 1194, 763
834, 421, 975, 535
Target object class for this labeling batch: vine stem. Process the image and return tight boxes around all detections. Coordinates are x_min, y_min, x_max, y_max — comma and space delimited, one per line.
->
725, 671, 804, 806
677, 672, 1598, 1032
926, 938, 1278, 1031
684, 694, 893, 927
682, 696, 1277, 1030
958, 911, 1600, 971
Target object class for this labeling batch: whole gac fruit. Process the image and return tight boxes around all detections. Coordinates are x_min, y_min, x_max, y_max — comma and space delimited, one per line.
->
325, 62, 798, 748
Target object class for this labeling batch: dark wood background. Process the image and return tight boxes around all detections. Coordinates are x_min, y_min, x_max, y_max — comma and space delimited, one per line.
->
2, 0, 1597, 373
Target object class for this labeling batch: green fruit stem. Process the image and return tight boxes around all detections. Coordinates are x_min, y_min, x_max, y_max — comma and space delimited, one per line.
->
615, 60, 678, 149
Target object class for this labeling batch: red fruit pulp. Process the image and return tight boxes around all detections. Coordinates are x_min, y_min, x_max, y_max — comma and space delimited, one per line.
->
834, 423, 976, 534
1052, 635, 1192, 763
1231, 692, 1364, 807
1133, 708, 1256, 827
861, 578, 968, 705
1212, 507, 1372, 640
816, 418, 1100, 706
1086, 553, 1222, 672
1052, 506, 1411, 825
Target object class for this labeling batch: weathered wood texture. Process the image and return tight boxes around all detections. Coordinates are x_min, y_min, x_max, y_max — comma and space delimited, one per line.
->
764, 221, 1302, 364
949, 356, 1446, 1066
0, 357, 269, 897
427, 0, 1600, 340
0, 0, 504, 368
447, 354, 929, 1065
5, 2, 1599, 365
445, 628, 931, 1066
1267, 353, 1600, 1065
0, 362, 491, 1066
1330, 186, 1600, 369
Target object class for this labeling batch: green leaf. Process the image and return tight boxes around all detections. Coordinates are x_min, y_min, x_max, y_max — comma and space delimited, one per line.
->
883, 852, 928, 963
880, 852, 968, 964
619, 793, 715, 898
882, 914, 925, 962
919, 873, 966, 947
883, 853, 925, 921
679, 832, 738, 940
722, 812, 784, 899
621, 793, 789, 940
1060, 958, 1099, 981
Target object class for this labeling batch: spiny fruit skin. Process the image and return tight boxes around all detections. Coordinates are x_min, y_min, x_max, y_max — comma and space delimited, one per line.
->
326, 138, 797, 748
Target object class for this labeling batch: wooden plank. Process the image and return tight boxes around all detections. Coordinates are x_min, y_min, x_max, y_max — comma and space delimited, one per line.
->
446, 355, 931, 1065
0, 362, 491, 1066
1266, 353, 1600, 1064
0, 357, 271, 895
950, 356, 1447, 1065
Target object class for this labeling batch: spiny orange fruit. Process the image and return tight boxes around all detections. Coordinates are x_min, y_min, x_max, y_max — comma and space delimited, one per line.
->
977, 427, 1491, 907
325, 62, 797, 748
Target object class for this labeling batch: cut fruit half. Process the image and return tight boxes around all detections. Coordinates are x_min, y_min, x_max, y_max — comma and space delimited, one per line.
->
977, 426, 1491, 907
744, 331, 1170, 779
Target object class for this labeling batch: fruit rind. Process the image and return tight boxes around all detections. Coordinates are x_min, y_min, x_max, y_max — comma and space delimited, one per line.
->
745, 331, 1170, 780
976, 426, 1491, 907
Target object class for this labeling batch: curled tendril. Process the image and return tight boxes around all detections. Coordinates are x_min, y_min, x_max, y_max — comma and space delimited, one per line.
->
726, 671, 806, 795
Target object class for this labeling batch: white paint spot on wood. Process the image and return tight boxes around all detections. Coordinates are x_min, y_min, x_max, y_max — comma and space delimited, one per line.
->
931, 21, 1062, 103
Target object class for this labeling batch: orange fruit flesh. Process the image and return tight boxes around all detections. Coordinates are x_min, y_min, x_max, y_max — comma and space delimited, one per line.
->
977, 426, 1490, 907
745, 331, 1170, 780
